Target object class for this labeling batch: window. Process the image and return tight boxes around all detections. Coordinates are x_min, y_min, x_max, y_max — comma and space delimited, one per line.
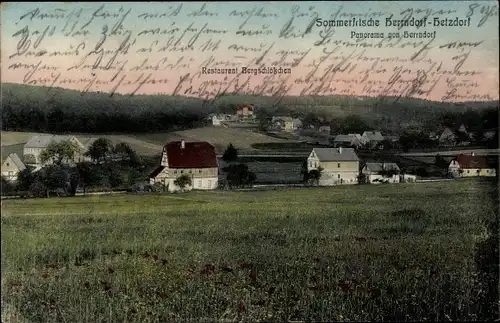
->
309, 161, 312, 167
337, 163, 341, 168
467, 170, 469, 174
174, 170, 178, 174
198, 180, 202, 187
199, 169, 202, 173
181, 170, 184, 174
338, 174, 341, 179
188, 169, 192, 173
5, 163, 9, 166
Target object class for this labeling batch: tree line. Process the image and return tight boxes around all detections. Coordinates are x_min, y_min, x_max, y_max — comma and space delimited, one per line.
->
2, 83, 497, 135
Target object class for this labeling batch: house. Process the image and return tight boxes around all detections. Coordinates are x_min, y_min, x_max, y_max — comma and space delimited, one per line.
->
307, 147, 359, 185
361, 162, 401, 184
361, 131, 384, 148
1, 153, 26, 182
149, 140, 218, 192
333, 134, 362, 148
236, 104, 255, 120
212, 115, 222, 126
318, 125, 331, 133
438, 128, 457, 146
23, 135, 87, 169
448, 153, 496, 178
439, 126, 471, 146
272, 117, 302, 132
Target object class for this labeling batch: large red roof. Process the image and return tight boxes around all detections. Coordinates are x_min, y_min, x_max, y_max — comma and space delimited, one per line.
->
456, 154, 490, 169
164, 141, 217, 168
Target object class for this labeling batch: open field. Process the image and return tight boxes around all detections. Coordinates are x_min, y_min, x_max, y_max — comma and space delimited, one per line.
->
134, 127, 293, 152
1, 180, 498, 322
0, 128, 293, 159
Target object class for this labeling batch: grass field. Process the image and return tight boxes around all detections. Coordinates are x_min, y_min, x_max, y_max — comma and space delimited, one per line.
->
1, 180, 497, 322
1, 127, 292, 161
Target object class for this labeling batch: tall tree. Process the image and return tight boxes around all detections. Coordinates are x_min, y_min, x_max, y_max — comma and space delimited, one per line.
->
40, 140, 79, 166
222, 143, 238, 163
86, 138, 113, 163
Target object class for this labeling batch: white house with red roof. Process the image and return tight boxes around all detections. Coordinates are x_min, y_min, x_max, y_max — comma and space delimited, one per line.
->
149, 140, 219, 192
448, 153, 496, 178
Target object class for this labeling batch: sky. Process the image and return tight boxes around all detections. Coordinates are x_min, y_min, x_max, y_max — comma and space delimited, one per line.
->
1, 1, 499, 102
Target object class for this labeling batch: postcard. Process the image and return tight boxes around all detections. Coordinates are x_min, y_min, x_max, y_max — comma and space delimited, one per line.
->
1, 1, 498, 322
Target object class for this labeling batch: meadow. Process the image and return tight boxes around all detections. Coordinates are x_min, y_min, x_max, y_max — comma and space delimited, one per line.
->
1, 180, 498, 322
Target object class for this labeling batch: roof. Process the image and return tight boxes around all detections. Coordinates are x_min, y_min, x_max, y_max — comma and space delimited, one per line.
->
150, 166, 165, 178
24, 135, 75, 148
3, 153, 26, 171
312, 147, 359, 161
362, 131, 384, 141
82, 138, 97, 149
364, 162, 401, 173
455, 154, 491, 169
334, 134, 359, 142
164, 141, 217, 168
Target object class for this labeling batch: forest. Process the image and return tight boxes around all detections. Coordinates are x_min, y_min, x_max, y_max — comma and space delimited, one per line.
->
1, 83, 498, 134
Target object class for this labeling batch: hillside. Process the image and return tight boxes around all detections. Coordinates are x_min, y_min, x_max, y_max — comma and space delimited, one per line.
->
0, 127, 292, 161
2, 83, 498, 135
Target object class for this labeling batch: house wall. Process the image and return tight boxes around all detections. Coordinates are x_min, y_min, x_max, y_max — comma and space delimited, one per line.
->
308, 158, 359, 185
1, 156, 22, 182
459, 168, 496, 177
151, 167, 219, 191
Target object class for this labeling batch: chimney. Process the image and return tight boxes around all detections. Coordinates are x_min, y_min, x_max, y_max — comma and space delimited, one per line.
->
181, 140, 185, 149
339, 147, 343, 154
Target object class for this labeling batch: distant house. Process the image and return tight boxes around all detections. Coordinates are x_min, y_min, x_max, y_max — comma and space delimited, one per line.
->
482, 129, 497, 140
439, 125, 471, 146
307, 147, 359, 185
333, 134, 362, 148
361, 131, 385, 148
149, 140, 218, 192
23, 135, 87, 169
318, 125, 331, 133
212, 115, 222, 126
361, 162, 401, 184
272, 117, 302, 132
448, 153, 496, 178
236, 104, 255, 120
1, 153, 26, 182
439, 128, 457, 146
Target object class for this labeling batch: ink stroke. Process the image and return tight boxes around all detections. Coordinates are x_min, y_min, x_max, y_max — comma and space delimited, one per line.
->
2, 1, 499, 102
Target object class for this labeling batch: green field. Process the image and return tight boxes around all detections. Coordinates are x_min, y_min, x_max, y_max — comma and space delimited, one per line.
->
1, 180, 497, 322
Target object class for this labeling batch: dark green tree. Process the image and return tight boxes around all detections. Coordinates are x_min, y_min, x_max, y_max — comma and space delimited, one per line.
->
222, 143, 238, 163
86, 138, 113, 163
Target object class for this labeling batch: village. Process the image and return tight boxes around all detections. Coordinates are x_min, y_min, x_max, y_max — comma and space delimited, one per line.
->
1, 103, 498, 196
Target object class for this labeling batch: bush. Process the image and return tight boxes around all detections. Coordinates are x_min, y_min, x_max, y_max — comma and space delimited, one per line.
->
29, 181, 47, 198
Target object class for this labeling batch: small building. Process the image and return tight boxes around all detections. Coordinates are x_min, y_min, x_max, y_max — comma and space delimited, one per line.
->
307, 147, 359, 185
448, 153, 496, 178
333, 134, 362, 148
212, 115, 222, 126
361, 131, 385, 148
361, 162, 401, 184
23, 134, 87, 169
149, 140, 218, 192
236, 104, 255, 120
318, 125, 331, 133
1, 153, 26, 182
